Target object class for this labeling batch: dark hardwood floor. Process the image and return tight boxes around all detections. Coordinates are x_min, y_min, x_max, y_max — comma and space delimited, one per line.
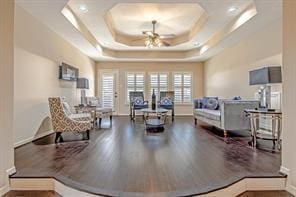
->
3, 190, 61, 197
12, 116, 283, 196
238, 190, 294, 197
3, 190, 293, 197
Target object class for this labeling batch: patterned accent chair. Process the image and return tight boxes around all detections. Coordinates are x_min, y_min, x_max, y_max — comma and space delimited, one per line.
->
158, 91, 175, 121
85, 97, 113, 127
129, 91, 148, 120
48, 97, 92, 143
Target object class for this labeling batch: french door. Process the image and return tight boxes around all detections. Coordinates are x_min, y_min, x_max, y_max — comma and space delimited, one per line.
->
99, 69, 119, 115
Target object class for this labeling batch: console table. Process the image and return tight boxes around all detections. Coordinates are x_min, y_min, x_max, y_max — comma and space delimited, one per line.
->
245, 109, 282, 150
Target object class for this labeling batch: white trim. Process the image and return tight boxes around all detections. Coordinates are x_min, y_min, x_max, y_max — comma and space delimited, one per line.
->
0, 166, 16, 196
280, 165, 290, 175
0, 183, 9, 196
6, 166, 16, 176
14, 130, 55, 148
280, 166, 296, 195
286, 184, 296, 196
9, 177, 286, 197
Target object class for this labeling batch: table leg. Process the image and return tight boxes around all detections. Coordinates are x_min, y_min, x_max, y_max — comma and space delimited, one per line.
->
272, 116, 276, 149
250, 115, 257, 148
277, 117, 282, 150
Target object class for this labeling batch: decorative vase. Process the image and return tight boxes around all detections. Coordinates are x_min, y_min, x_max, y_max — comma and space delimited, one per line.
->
152, 89, 156, 110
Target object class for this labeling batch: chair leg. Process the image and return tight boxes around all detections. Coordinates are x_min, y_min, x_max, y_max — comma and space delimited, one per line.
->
99, 118, 102, 127
132, 109, 135, 121
55, 132, 63, 143
224, 130, 228, 138
172, 109, 175, 121
110, 115, 112, 126
194, 118, 197, 125
86, 130, 90, 140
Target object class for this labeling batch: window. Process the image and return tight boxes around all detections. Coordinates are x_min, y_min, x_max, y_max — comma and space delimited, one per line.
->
126, 72, 145, 102
149, 73, 168, 99
173, 72, 192, 103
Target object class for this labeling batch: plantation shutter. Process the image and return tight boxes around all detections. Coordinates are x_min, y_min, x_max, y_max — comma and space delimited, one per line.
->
173, 73, 192, 103
126, 73, 145, 102
101, 74, 114, 108
149, 73, 168, 99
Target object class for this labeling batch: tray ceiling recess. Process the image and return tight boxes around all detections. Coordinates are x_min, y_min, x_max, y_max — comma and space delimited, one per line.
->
63, 0, 257, 60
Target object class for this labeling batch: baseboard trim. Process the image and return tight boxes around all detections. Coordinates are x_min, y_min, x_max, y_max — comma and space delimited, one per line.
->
9, 177, 286, 197
0, 166, 16, 196
14, 130, 55, 148
0, 183, 9, 196
280, 165, 296, 195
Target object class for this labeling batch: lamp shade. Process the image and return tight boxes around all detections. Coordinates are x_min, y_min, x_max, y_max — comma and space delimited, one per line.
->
249, 66, 282, 85
77, 78, 89, 89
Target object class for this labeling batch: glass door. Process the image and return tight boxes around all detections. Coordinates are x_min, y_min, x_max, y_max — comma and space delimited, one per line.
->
99, 70, 119, 115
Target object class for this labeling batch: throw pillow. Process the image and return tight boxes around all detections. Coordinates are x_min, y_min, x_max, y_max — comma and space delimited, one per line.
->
206, 97, 219, 110
233, 96, 242, 100
133, 97, 144, 105
202, 97, 219, 110
62, 102, 72, 115
160, 97, 172, 105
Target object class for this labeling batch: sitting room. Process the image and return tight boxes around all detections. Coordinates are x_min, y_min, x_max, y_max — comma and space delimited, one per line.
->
1, 0, 296, 196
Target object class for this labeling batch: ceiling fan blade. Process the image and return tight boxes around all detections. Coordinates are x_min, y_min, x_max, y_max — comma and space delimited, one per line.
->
161, 40, 171, 47
159, 34, 176, 39
131, 38, 145, 42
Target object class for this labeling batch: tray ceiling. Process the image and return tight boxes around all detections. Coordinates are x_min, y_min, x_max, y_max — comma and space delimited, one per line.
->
15, 0, 282, 62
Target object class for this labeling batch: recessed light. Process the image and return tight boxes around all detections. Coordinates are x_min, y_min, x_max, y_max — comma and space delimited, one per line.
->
194, 42, 200, 47
228, 6, 238, 12
78, 5, 88, 13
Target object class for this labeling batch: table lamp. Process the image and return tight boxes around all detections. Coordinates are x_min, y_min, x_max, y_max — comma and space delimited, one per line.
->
249, 66, 282, 109
77, 78, 89, 106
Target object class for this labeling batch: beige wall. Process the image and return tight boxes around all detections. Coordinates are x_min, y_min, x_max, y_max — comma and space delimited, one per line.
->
282, 0, 296, 195
13, 5, 96, 146
0, 0, 14, 194
96, 62, 204, 115
204, 18, 282, 100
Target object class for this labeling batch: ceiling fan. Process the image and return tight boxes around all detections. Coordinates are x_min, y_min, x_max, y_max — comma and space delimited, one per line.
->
142, 20, 175, 48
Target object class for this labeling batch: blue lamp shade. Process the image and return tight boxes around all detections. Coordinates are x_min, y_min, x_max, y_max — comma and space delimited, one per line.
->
77, 78, 89, 89
249, 66, 282, 85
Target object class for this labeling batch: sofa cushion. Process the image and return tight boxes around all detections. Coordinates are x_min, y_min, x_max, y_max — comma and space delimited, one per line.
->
194, 108, 221, 121
69, 113, 92, 122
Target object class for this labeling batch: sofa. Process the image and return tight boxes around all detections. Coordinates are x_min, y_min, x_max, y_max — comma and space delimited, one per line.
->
193, 97, 259, 137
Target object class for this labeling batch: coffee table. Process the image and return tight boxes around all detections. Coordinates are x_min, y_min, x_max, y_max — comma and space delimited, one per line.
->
141, 108, 168, 132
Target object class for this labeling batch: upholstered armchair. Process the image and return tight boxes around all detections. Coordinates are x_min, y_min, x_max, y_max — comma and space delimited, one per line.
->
48, 97, 92, 143
158, 91, 175, 121
129, 91, 148, 120
85, 97, 113, 127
